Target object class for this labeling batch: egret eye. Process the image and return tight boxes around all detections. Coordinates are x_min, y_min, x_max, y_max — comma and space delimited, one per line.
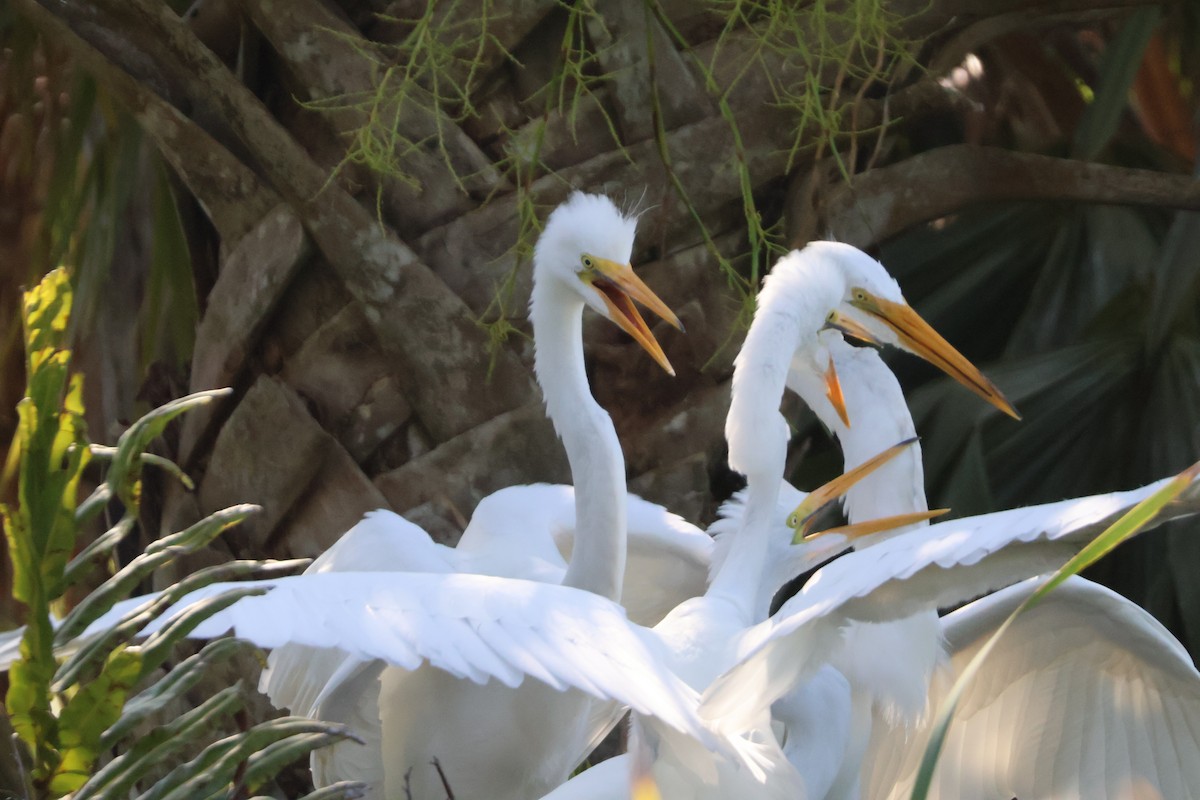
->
581, 255, 595, 270
852, 288, 869, 303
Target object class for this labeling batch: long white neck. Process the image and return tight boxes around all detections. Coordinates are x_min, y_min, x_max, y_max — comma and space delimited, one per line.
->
531, 276, 627, 600
711, 280, 818, 613
797, 341, 927, 527
707, 475, 780, 615
799, 341, 941, 717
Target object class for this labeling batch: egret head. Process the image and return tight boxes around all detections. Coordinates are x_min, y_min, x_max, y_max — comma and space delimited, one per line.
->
534, 192, 682, 374
804, 241, 1020, 420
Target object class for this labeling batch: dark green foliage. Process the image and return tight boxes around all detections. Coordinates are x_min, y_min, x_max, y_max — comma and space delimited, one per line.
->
2, 270, 362, 800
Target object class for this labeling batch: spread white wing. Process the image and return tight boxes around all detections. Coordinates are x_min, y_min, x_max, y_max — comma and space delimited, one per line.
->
702, 476, 1200, 727
863, 575, 1200, 800
260, 509, 457, 718
79, 571, 748, 762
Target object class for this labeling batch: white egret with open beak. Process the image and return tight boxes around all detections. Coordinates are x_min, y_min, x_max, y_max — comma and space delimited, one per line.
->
260, 192, 699, 800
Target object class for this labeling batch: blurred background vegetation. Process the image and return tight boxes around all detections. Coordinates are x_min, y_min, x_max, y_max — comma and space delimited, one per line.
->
1, 0, 1198, 793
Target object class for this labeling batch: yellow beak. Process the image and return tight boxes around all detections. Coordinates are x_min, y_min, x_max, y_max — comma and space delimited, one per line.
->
803, 508, 950, 542
824, 309, 883, 347
788, 437, 919, 542
823, 355, 850, 428
850, 292, 1021, 420
588, 258, 683, 376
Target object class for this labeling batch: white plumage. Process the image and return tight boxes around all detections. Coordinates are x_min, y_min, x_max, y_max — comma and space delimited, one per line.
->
5, 236, 1199, 800
864, 575, 1200, 800
541, 240, 1017, 798
259, 191, 698, 799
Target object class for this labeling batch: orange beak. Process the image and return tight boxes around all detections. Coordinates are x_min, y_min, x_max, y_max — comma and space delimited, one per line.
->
588, 257, 683, 376
788, 437, 920, 542
804, 508, 950, 542
823, 354, 850, 428
849, 291, 1021, 420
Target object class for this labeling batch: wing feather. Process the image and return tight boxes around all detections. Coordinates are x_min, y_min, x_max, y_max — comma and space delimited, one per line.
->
702, 477, 1200, 724
261, 509, 456, 716
80, 572, 734, 754
862, 576, 1200, 800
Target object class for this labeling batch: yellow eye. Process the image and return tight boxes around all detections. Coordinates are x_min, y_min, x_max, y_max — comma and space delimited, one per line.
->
581, 255, 594, 269
853, 288, 869, 303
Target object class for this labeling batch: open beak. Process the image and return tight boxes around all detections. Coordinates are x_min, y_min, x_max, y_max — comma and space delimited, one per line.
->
804, 508, 950, 542
824, 309, 883, 348
824, 355, 850, 428
788, 437, 919, 543
850, 292, 1021, 420
588, 258, 683, 376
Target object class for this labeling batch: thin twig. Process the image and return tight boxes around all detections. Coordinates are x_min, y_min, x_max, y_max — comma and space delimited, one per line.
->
431, 757, 456, 800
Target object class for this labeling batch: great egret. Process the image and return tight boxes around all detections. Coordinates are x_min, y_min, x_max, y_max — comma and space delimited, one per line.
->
30, 466, 1199, 799
709, 320, 1200, 799
35, 392, 1200, 800
537, 241, 1015, 798
30, 239, 1006, 800
699, 325, 1200, 798
261, 191, 696, 800
698, 245, 1200, 799
13, 239, 1197, 798
699, 468, 1200, 772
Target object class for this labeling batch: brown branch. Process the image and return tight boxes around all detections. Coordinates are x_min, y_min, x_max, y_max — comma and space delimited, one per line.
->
374, 0, 556, 91
11, 0, 278, 243
42, 0, 534, 443
416, 77, 962, 318
244, 0, 510, 235
818, 144, 1200, 250
374, 401, 563, 528
587, 0, 712, 144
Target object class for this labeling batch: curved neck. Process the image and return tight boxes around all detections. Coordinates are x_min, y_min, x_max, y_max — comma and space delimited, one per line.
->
531, 277, 627, 600
707, 475, 779, 616
810, 346, 927, 527
713, 291, 814, 615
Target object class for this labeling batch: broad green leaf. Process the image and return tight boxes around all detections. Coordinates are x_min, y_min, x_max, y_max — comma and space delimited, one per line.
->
73, 482, 114, 530
131, 587, 268, 683
53, 552, 281, 692
239, 733, 356, 793
54, 504, 260, 648
49, 647, 142, 795
15, 270, 87, 603
145, 500, 256, 556
53, 585, 263, 693
105, 388, 231, 508
61, 512, 134, 589
5, 628, 60, 773
4, 268, 88, 784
